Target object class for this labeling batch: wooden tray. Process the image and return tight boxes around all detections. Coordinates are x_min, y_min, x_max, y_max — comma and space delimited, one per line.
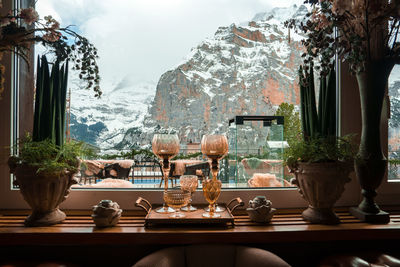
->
136, 197, 243, 227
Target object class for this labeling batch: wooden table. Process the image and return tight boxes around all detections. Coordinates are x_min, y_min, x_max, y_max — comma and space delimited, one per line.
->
0, 208, 400, 266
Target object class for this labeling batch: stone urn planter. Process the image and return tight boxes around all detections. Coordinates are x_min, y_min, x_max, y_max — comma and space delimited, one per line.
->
291, 161, 352, 224
14, 165, 78, 227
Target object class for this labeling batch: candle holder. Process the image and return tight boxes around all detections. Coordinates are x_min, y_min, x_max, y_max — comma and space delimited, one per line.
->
201, 135, 228, 218
152, 134, 180, 213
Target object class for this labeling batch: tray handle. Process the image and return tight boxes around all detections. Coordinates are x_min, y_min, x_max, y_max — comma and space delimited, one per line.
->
135, 197, 152, 213
227, 197, 244, 213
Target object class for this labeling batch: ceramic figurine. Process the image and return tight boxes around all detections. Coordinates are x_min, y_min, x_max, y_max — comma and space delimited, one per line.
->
246, 196, 276, 223
92, 200, 122, 227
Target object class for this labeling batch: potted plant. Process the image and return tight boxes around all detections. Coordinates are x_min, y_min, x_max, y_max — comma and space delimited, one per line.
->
1, 6, 101, 226
286, 0, 400, 223
7, 55, 90, 226
284, 61, 356, 224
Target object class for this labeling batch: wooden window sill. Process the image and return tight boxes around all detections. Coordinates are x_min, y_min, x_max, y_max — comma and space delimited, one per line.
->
0, 207, 399, 246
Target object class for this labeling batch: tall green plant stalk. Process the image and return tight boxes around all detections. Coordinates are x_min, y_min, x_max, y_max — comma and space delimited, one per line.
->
299, 61, 336, 140
33, 55, 68, 147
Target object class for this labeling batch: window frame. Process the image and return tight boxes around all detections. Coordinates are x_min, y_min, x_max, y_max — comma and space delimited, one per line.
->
1, 0, 400, 211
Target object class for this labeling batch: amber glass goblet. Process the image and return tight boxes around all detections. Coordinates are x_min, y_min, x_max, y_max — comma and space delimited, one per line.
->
201, 134, 228, 218
152, 133, 180, 213
180, 175, 198, 212
163, 189, 191, 218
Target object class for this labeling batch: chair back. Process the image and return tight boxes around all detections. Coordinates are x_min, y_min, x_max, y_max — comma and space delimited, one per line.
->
132, 158, 163, 183
132, 245, 291, 267
184, 162, 210, 180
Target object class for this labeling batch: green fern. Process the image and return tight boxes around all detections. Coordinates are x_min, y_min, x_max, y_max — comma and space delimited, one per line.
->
9, 134, 89, 175
284, 135, 357, 168
9, 56, 85, 175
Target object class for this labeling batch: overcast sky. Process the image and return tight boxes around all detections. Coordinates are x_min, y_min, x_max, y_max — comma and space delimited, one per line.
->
36, 0, 303, 91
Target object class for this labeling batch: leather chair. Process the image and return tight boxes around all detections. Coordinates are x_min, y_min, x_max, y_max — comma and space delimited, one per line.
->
104, 163, 131, 180
132, 244, 291, 267
184, 162, 210, 181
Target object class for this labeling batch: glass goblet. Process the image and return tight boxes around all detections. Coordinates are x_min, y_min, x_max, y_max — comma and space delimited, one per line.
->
202, 178, 222, 218
180, 175, 198, 212
163, 189, 191, 218
152, 133, 180, 213
201, 134, 228, 218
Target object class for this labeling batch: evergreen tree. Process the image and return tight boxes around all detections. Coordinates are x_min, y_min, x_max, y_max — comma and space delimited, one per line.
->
274, 103, 302, 145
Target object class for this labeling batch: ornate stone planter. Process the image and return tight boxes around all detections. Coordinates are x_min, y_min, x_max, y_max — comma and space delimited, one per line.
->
14, 165, 78, 227
291, 162, 352, 224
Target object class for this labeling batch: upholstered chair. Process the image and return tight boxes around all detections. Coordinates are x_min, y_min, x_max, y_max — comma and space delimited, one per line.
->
132, 244, 291, 267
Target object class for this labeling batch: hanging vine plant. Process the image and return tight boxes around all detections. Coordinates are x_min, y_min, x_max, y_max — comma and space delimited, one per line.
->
0, 7, 101, 98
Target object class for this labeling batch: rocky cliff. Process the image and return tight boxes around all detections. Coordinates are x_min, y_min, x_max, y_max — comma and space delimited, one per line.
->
127, 5, 307, 145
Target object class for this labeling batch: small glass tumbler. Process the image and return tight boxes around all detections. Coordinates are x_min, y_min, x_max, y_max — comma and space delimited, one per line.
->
180, 175, 198, 212
163, 189, 191, 218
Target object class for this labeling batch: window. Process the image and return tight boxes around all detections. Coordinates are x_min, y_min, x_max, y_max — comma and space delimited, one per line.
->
1, 0, 399, 210
35, 0, 306, 190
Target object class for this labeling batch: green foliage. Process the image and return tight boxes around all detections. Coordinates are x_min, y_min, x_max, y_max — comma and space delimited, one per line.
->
299, 62, 336, 140
9, 135, 88, 175
173, 152, 202, 160
286, 1, 400, 76
389, 158, 400, 166
284, 135, 357, 168
390, 97, 400, 129
100, 149, 203, 161
284, 60, 348, 168
388, 158, 400, 180
274, 102, 302, 145
283, 51, 345, 169
100, 148, 156, 160
9, 56, 97, 176
47, 28, 101, 97
33, 55, 68, 147
227, 152, 271, 162
0, 9, 101, 97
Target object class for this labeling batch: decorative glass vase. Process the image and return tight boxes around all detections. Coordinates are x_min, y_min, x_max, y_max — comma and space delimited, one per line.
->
201, 135, 228, 218
152, 134, 180, 213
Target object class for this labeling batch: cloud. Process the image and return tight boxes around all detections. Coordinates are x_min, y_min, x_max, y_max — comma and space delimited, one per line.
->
37, 0, 303, 93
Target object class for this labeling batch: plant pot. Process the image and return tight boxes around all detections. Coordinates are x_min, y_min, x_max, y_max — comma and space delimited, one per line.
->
14, 165, 78, 227
291, 162, 352, 224
351, 62, 392, 224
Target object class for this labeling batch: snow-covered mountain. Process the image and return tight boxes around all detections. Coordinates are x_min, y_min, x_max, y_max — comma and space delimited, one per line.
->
69, 78, 155, 148
117, 5, 307, 148
70, 4, 309, 149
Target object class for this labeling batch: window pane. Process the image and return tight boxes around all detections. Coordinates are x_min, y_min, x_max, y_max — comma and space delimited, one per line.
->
35, 0, 305, 189
389, 65, 400, 181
